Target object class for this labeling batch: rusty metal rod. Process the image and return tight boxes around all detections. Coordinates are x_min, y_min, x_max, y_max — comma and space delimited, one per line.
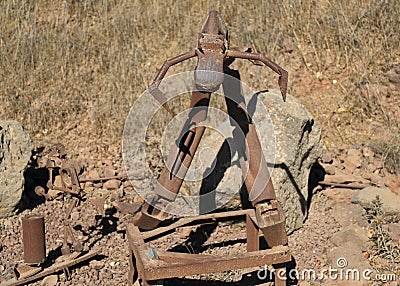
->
79, 175, 127, 182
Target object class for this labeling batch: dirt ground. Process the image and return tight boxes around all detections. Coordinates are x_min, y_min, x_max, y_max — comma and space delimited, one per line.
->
1, 64, 399, 285
1, 1, 400, 285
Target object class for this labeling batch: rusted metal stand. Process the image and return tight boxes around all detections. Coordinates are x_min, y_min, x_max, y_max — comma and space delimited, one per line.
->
127, 209, 291, 286
133, 11, 289, 252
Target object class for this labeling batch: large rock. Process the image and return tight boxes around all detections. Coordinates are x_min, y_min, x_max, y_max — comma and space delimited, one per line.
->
327, 240, 372, 286
185, 90, 323, 233
0, 120, 33, 218
351, 186, 400, 214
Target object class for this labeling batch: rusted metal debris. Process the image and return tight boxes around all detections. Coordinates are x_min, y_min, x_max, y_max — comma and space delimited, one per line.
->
127, 209, 291, 286
35, 144, 84, 255
133, 10, 289, 248
1, 250, 100, 286
0, 144, 115, 286
35, 144, 127, 252
80, 174, 127, 182
22, 215, 46, 265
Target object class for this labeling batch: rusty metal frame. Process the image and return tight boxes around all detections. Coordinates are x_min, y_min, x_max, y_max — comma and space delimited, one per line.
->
127, 209, 291, 286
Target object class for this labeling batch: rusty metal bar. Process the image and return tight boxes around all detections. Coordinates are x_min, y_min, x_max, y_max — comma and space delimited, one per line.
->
22, 215, 46, 265
142, 209, 252, 241
273, 263, 288, 286
79, 175, 127, 182
246, 214, 259, 252
142, 245, 290, 281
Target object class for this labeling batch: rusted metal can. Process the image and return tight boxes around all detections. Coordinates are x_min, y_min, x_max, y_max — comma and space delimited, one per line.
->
22, 214, 46, 264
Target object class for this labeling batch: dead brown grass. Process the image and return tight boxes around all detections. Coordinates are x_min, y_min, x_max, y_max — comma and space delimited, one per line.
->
0, 0, 399, 164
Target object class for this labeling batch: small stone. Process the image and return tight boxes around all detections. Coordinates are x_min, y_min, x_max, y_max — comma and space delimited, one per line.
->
85, 186, 95, 193
321, 152, 333, 164
324, 171, 369, 185
343, 149, 362, 173
88, 169, 100, 179
103, 179, 121, 190
3, 219, 13, 228
177, 226, 196, 238
330, 203, 369, 228
362, 146, 374, 158
70, 211, 80, 221
84, 181, 93, 188
320, 163, 336, 175
41, 274, 58, 285
387, 223, 400, 243
388, 69, 400, 83
104, 166, 116, 177
93, 182, 103, 188
122, 181, 132, 188
373, 158, 384, 170
363, 163, 377, 173
117, 187, 125, 199
89, 260, 103, 270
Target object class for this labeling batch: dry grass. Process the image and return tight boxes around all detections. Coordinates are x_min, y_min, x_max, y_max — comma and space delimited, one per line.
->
0, 0, 399, 162
364, 196, 400, 265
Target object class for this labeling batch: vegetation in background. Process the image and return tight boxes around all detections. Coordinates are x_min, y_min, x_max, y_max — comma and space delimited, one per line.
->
0, 0, 399, 171
364, 196, 399, 269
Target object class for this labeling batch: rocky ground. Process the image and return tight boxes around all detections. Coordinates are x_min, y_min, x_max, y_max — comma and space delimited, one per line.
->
0, 140, 399, 286
1, 3, 399, 285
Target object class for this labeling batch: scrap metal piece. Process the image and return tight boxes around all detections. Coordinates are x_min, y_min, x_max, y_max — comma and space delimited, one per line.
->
22, 215, 46, 265
38, 144, 85, 256
255, 200, 288, 247
1, 249, 100, 286
13, 264, 41, 280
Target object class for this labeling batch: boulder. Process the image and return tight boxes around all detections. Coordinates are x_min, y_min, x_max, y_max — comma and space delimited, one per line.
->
327, 241, 372, 286
351, 186, 400, 214
0, 120, 33, 218
185, 90, 323, 233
